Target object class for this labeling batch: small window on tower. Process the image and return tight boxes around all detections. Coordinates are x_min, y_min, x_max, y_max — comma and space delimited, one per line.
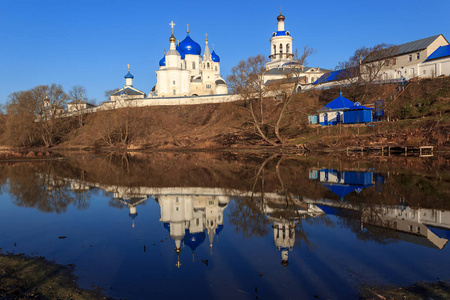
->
279, 43, 283, 53
173, 81, 175, 85
207, 62, 210, 69
273, 45, 276, 54
286, 44, 290, 53
173, 90, 176, 95
215, 66, 217, 71
192, 62, 195, 69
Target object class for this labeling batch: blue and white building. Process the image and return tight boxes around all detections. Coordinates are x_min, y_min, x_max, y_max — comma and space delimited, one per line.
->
314, 92, 373, 125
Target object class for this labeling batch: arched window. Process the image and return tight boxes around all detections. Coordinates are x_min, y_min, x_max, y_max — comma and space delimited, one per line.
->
192, 62, 195, 69
273, 44, 276, 54
279, 43, 283, 54
207, 62, 210, 69
215, 66, 217, 71
286, 44, 290, 53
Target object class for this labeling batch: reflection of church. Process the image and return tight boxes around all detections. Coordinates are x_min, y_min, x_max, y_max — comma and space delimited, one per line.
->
157, 193, 229, 266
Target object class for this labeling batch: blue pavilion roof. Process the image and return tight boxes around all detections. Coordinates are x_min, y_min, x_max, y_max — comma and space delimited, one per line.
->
424, 45, 450, 62
426, 225, 450, 240
318, 94, 373, 112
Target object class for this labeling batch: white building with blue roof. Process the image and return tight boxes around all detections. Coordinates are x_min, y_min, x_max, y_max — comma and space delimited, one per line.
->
155, 22, 228, 97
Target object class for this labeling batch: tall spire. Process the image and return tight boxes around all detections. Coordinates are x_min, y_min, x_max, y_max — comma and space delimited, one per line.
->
203, 33, 212, 61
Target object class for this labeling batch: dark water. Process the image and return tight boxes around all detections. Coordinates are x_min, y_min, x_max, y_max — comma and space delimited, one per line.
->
0, 152, 449, 299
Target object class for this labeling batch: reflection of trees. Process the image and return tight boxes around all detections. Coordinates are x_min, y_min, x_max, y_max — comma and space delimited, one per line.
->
7, 165, 90, 213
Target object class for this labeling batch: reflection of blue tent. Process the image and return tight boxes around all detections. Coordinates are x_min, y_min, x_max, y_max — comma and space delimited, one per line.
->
316, 204, 358, 217
321, 183, 369, 198
426, 225, 450, 240
183, 230, 206, 251
320, 170, 374, 199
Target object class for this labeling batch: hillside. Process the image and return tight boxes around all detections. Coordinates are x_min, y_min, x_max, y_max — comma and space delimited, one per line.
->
1, 76, 449, 152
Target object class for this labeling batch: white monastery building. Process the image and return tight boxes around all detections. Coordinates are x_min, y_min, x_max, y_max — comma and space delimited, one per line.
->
155, 22, 228, 97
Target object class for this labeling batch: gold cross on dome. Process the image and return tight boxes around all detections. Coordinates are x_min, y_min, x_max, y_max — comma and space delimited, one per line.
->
187, 24, 190, 33
127, 64, 130, 71
205, 33, 208, 41
169, 21, 175, 34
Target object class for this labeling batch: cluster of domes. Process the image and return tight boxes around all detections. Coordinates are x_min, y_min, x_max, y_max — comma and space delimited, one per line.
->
159, 31, 221, 66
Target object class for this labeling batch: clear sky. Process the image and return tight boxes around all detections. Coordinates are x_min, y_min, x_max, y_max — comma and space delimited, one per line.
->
1, 0, 449, 106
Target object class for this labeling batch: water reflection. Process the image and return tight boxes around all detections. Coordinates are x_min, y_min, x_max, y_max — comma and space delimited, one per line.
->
0, 153, 449, 298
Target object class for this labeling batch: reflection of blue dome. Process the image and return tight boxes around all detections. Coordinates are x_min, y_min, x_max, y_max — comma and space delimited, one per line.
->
159, 55, 166, 67
211, 50, 220, 62
176, 44, 186, 59
129, 212, 138, 220
183, 230, 206, 251
179, 34, 201, 55
163, 222, 170, 233
215, 224, 224, 236
124, 71, 134, 79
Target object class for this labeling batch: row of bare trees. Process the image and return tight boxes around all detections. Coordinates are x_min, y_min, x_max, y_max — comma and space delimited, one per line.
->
2, 84, 92, 147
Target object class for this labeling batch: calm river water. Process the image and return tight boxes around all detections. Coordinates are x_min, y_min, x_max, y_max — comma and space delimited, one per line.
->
0, 152, 449, 299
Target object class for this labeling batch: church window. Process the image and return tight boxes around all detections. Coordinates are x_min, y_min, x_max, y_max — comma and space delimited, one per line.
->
279, 43, 283, 53
206, 84, 211, 89
196, 219, 199, 225
416, 52, 420, 59
207, 62, 210, 69
286, 44, 290, 53
273, 45, 276, 54
173, 81, 175, 85
192, 62, 195, 69
209, 201, 214, 205
409, 54, 412, 61
173, 90, 176, 95
215, 66, 217, 71
393, 58, 397, 65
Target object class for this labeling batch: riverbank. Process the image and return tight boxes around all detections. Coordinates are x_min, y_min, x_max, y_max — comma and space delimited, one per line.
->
0, 254, 109, 299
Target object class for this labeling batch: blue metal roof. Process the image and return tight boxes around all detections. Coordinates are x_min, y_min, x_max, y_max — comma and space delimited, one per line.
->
319, 94, 355, 111
275, 31, 286, 36
313, 67, 359, 84
424, 44, 450, 62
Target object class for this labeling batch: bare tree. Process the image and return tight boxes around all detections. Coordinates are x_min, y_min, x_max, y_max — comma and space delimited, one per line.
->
335, 43, 395, 102
227, 55, 276, 146
4, 84, 69, 147
273, 46, 316, 145
68, 85, 88, 127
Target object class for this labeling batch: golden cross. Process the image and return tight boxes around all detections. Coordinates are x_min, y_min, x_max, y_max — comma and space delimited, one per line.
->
187, 24, 189, 33
127, 64, 130, 71
205, 33, 208, 41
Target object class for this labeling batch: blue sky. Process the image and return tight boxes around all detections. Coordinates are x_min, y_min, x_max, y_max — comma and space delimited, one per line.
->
1, 0, 449, 106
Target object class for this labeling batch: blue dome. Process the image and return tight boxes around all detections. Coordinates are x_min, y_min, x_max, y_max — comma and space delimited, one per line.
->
183, 231, 206, 251
124, 71, 134, 79
211, 50, 220, 62
176, 44, 185, 59
179, 34, 201, 55
159, 55, 166, 67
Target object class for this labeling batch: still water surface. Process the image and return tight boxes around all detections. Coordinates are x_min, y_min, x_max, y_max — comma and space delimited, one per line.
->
0, 153, 449, 299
